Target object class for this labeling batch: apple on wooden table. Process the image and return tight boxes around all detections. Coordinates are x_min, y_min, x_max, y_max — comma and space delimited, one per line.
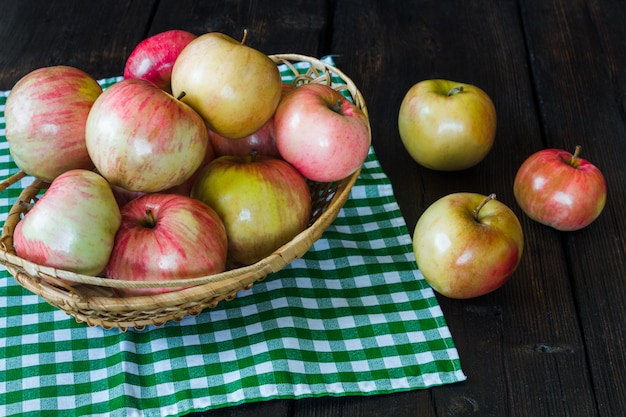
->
171, 30, 283, 139
398, 79, 497, 171
191, 153, 312, 266
123, 29, 197, 93
513, 145, 607, 231
13, 169, 122, 277
4, 65, 102, 182
85, 78, 209, 193
105, 193, 228, 297
413, 192, 524, 299
273, 83, 371, 183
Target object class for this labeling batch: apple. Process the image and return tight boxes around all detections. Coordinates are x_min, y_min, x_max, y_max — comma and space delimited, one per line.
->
413, 192, 524, 299
13, 169, 121, 276
4, 65, 102, 182
171, 30, 283, 139
513, 146, 607, 231
273, 83, 371, 182
123, 29, 197, 93
85, 78, 209, 193
209, 120, 280, 158
398, 79, 497, 171
191, 153, 312, 266
105, 193, 228, 297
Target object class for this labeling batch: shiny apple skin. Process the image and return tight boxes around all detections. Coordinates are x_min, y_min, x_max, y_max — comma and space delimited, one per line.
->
171, 32, 283, 139
4, 65, 102, 181
105, 193, 228, 296
513, 148, 607, 231
191, 155, 311, 266
398, 79, 496, 171
413, 193, 524, 299
14, 169, 121, 276
123, 29, 196, 93
273, 83, 371, 183
85, 78, 208, 193
209, 120, 280, 158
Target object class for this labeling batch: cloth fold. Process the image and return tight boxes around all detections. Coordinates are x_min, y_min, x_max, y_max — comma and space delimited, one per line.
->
0, 65, 465, 417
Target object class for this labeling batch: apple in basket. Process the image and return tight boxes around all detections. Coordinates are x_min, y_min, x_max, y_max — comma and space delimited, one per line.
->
273, 83, 371, 182
171, 30, 283, 139
398, 79, 497, 171
412, 193, 524, 299
105, 193, 228, 297
513, 146, 607, 231
4, 65, 102, 182
124, 29, 197, 93
209, 120, 280, 158
110, 141, 217, 207
13, 169, 122, 276
191, 153, 311, 266
85, 78, 209, 193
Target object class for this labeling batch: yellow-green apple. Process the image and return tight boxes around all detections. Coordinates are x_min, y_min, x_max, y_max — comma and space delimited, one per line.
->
208, 82, 294, 158
398, 79, 496, 171
513, 146, 606, 231
273, 83, 371, 182
13, 169, 121, 276
123, 29, 196, 93
209, 120, 280, 158
85, 78, 208, 193
170, 30, 282, 139
4, 65, 102, 182
191, 153, 311, 266
105, 193, 228, 297
413, 192, 524, 299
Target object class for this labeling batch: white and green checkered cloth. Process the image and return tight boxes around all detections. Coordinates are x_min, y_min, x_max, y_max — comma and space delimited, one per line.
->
0, 60, 465, 417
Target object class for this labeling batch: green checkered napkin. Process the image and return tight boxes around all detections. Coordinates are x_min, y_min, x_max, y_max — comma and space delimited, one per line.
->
0, 60, 465, 417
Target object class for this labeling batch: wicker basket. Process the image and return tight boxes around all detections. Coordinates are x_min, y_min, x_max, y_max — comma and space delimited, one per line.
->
0, 54, 370, 331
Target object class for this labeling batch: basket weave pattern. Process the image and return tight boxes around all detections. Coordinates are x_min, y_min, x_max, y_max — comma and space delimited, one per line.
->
0, 54, 369, 331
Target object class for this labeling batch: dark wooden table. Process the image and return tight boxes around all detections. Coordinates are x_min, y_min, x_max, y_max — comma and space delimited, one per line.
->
1, 1, 624, 416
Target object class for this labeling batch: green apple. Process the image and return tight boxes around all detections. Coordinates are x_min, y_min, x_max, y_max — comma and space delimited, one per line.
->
191, 153, 311, 266
398, 79, 496, 171
171, 30, 282, 139
13, 169, 122, 276
413, 192, 523, 299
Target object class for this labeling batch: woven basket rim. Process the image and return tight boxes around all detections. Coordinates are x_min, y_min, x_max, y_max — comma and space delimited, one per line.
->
0, 53, 370, 330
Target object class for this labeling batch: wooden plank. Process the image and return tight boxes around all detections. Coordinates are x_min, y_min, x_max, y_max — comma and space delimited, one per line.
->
0, 0, 155, 89
331, 1, 599, 416
521, 0, 626, 415
147, 0, 332, 57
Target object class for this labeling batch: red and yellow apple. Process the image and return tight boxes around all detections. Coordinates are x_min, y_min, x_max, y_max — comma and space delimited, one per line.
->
123, 29, 197, 93
191, 153, 311, 266
105, 193, 228, 296
14, 169, 121, 276
171, 30, 282, 139
273, 83, 371, 182
4, 65, 102, 181
513, 146, 607, 231
413, 192, 524, 299
85, 78, 208, 193
398, 79, 496, 171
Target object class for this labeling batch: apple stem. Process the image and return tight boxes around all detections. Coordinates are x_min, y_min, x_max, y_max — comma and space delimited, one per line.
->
332, 99, 343, 114
474, 193, 497, 221
569, 145, 582, 168
241, 28, 248, 46
176, 91, 186, 101
448, 85, 465, 96
143, 208, 156, 228
250, 148, 258, 162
